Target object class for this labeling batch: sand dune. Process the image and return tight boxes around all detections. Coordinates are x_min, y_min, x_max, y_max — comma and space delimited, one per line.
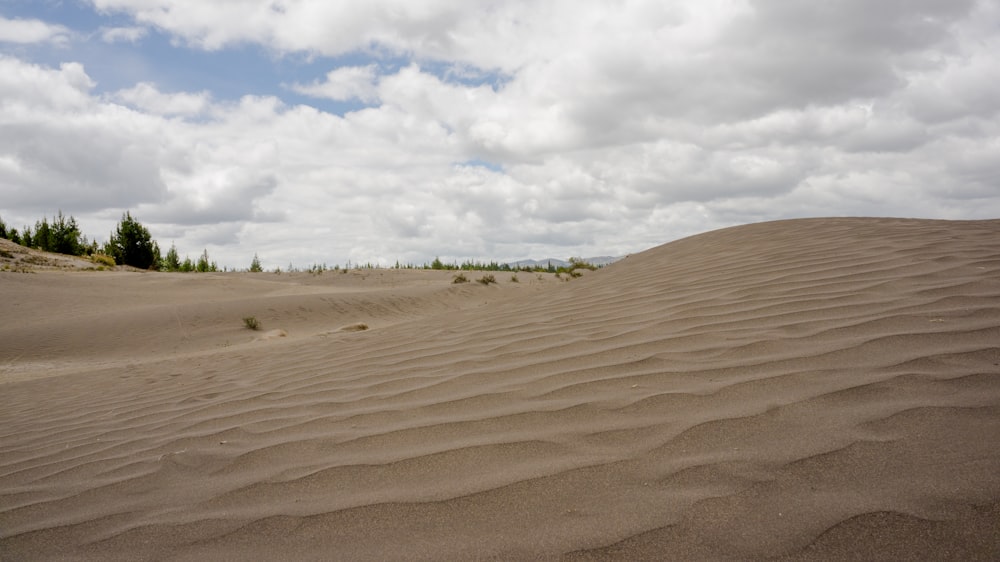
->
1, 217, 998, 560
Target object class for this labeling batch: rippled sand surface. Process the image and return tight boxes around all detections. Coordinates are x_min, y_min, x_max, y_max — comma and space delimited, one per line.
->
2, 218, 999, 560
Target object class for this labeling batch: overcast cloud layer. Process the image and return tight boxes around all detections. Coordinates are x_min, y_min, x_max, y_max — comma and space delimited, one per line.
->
1, 0, 998, 268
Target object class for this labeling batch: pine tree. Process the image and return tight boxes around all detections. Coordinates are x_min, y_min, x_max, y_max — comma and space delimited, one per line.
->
34, 218, 51, 251
50, 211, 83, 256
164, 243, 181, 271
106, 212, 159, 269
196, 249, 211, 273
249, 253, 263, 272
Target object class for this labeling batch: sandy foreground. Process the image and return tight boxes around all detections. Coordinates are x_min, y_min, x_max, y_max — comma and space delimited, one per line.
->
1, 217, 999, 561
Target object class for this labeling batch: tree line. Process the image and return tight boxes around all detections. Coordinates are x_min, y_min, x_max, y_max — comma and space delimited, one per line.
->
0, 211, 219, 272
1, 211, 601, 274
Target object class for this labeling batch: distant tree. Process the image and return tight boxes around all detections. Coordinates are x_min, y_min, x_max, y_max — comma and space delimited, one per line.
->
34, 218, 51, 251
249, 253, 263, 272
180, 256, 194, 272
162, 243, 180, 271
21, 225, 33, 249
152, 241, 163, 270
49, 211, 83, 256
8, 227, 20, 245
196, 249, 211, 272
0, 216, 7, 239
431, 257, 445, 270
105, 212, 159, 269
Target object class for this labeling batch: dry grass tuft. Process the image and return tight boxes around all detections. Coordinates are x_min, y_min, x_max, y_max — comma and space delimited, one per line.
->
91, 254, 116, 267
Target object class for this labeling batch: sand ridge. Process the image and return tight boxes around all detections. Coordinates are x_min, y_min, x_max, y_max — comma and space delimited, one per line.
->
1, 217, 999, 560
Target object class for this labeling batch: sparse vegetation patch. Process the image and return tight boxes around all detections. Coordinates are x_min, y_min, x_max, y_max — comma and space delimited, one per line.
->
243, 316, 261, 330
91, 254, 116, 267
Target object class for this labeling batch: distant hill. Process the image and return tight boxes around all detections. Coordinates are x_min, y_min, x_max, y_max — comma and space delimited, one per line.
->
507, 256, 622, 269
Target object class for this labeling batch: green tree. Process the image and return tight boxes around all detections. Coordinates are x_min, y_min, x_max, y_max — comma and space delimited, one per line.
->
196, 249, 211, 272
0, 215, 7, 239
106, 212, 159, 269
8, 227, 20, 245
21, 225, 33, 248
50, 211, 83, 256
34, 218, 51, 251
249, 253, 263, 272
152, 241, 162, 270
180, 256, 194, 272
163, 243, 181, 271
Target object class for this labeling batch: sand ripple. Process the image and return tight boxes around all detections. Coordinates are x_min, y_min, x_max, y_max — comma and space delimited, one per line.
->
2, 218, 999, 560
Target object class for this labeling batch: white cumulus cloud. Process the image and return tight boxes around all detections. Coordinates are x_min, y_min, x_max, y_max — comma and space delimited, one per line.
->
290, 65, 380, 102
1, 0, 998, 269
0, 15, 70, 45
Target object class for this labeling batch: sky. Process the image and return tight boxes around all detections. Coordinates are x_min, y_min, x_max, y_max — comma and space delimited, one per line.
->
1, 0, 998, 269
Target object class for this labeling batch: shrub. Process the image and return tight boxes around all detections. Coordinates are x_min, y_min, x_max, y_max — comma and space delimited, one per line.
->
243, 316, 261, 330
452, 273, 469, 284
477, 274, 497, 285
510, 274, 519, 283
91, 253, 116, 267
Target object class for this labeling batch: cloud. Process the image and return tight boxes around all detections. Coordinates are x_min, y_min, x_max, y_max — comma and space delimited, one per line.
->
0, 58, 167, 214
1, 1, 998, 269
290, 65, 379, 102
100, 26, 148, 44
113, 82, 211, 116
0, 15, 70, 45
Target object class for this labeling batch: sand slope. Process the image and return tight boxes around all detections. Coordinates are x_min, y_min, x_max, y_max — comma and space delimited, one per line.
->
1, 217, 999, 560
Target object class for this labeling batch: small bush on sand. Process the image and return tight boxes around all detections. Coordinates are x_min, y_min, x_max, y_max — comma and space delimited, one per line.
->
91, 253, 116, 267
243, 316, 261, 330
452, 273, 468, 284
477, 274, 497, 285
510, 274, 519, 283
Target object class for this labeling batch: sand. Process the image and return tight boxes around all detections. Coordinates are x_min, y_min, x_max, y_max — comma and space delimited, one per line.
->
1, 217, 999, 560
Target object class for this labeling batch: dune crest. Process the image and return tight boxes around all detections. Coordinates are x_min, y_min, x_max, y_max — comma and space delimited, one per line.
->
2, 217, 999, 560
